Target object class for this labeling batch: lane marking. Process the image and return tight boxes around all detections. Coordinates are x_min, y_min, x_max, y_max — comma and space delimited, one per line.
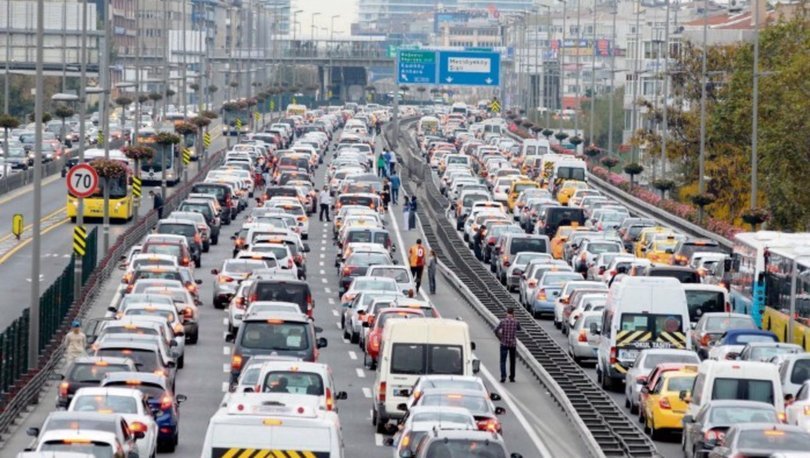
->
320, 253, 325, 258
374, 433, 383, 447
325, 288, 332, 294
321, 278, 328, 283
348, 351, 357, 360
222, 318, 228, 326
328, 298, 335, 305
478, 364, 553, 458
319, 269, 325, 275
223, 363, 230, 373
331, 309, 339, 317
0, 172, 62, 207
0, 216, 70, 265
362, 387, 372, 399
221, 382, 230, 393
387, 197, 430, 302
223, 346, 231, 355
319, 261, 324, 266
355, 368, 365, 378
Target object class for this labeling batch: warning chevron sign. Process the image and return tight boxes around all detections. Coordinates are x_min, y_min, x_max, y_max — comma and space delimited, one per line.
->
488, 99, 501, 113
132, 176, 142, 198
73, 225, 87, 257
203, 132, 211, 148
182, 148, 192, 165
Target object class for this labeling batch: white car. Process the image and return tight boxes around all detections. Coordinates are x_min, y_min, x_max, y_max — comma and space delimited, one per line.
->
366, 265, 414, 296
67, 387, 158, 458
254, 361, 348, 412
389, 406, 477, 457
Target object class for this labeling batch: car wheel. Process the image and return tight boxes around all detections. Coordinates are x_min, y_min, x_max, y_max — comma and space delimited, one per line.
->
350, 330, 359, 344
629, 401, 638, 414
374, 411, 388, 435
211, 235, 218, 245
178, 355, 185, 369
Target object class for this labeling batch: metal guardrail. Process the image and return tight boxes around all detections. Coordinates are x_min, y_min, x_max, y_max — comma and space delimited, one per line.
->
386, 119, 659, 457
0, 146, 227, 443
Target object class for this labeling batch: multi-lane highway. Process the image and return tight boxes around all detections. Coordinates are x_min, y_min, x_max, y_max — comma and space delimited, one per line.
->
1, 126, 592, 457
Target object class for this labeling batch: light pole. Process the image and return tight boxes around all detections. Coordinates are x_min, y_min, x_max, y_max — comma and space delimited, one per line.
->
660, 0, 671, 179
74, 0, 89, 300
162, 0, 169, 121
3, 0, 9, 115
558, 0, 567, 133
29, 0, 45, 368
630, 0, 642, 163
574, 0, 582, 137
329, 15, 340, 101
751, 0, 761, 209
536, 5, 551, 128
291, 9, 303, 90
588, 0, 597, 147
698, 0, 708, 204
607, 4, 617, 156
101, 0, 112, 254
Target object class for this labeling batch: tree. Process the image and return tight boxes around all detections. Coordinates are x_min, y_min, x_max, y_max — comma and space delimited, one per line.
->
623, 163, 644, 188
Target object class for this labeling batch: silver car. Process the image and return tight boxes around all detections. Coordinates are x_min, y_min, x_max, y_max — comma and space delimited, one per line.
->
211, 259, 267, 308
623, 348, 700, 414
567, 311, 602, 364
504, 252, 552, 291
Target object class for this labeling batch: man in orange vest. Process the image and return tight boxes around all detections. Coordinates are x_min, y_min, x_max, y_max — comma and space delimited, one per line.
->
408, 239, 427, 294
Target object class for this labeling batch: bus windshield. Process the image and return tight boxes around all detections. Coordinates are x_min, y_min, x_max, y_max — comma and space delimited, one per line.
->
142, 146, 174, 171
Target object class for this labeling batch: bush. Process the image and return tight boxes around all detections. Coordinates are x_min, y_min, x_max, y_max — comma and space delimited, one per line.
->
554, 131, 569, 141
541, 128, 554, 139
741, 207, 770, 226
201, 110, 218, 120
114, 96, 133, 107
222, 102, 241, 112
122, 145, 155, 161
651, 179, 676, 192
190, 116, 211, 128
0, 114, 21, 129
54, 105, 75, 119
189, 83, 200, 92
155, 132, 181, 145
623, 162, 644, 176
148, 92, 163, 101
137, 94, 149, 104
584, 146, 601, 158
569, 136, 583, 146
174, 122, 198, 135
91, 159, 127, 179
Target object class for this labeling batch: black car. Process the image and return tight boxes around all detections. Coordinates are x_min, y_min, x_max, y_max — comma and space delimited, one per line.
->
190, 182, 235, 224
52, 356, 137, 408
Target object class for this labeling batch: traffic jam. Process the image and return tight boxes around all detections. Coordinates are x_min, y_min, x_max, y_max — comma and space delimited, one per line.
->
16, 99, 810, 458
420, 101, 810, 457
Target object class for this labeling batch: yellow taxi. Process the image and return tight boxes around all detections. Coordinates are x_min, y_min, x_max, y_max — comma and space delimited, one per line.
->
556, 181, 589, 206
506, 180, 540, 211
644, 235, 681, 264
633, 227, 671, 258
550, 224, 587, 259
642, 366, 697, 439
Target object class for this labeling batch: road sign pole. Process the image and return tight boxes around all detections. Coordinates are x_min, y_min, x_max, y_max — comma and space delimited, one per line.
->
74, 0, 88, 301
392, 53, 398, 150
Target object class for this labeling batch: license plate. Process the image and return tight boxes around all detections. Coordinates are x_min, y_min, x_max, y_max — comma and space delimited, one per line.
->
619, 349, 639, 361
255, 405, 290, 414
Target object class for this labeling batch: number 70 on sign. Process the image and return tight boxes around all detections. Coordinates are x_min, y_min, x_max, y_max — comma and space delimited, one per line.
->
66, 164, 100, 199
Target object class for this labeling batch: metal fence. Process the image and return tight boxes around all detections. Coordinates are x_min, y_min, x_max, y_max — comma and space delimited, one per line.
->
0, 156, 69, 198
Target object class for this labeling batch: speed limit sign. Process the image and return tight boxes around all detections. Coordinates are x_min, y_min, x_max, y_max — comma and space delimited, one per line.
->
66, 163, 99, 198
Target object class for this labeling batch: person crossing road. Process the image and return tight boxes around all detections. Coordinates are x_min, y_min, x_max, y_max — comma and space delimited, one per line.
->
408, 239, 428, 294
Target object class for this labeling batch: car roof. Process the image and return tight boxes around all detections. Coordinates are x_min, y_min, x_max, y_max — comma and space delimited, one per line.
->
70, 356, 134, 366
243, 311, 310, 323
102, 371, 167, 386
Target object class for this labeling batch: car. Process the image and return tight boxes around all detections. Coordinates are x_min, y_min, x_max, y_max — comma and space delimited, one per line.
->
624, 349, 701, 414
341, 291, 401, 342
67, 387, 158, 458
95, 316, 186, 369
29, 430, 132, 457
140, 286, 200, 343
52, 356, 137, 409
707, 329, 779, 360
254, 360, 347, 412
408, 428, 522, 458
527, 271, 584, 318
682, 400, 780, 458
245, 278, 315, 318
503, 252, 552, 291
640, 365, 698, 439
337, 251, 394, 295
366, 265, 415, 296
100, 372, 187, 452
406, 388, 506, 433
736, 341, 803, 362
25, 411, 138, 456
154, 219, 203, 267
706, 423, 810, 457
93, 333, 178, 389
387, 406, 477, 457
363, 307, 426, 369
210, 259, 266, 308
229, 311, 327, 384
567, 311, 602, 364
169, 210, 217, 251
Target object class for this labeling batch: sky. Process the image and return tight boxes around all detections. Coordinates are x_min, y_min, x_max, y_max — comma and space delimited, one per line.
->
293, 0, 358, 38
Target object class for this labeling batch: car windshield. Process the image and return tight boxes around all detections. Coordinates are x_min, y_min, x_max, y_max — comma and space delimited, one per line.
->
709, 406, 778, 424
158, 224, 195, 237
729, 334, 777, 345
421, 393, 489, 414
588, 243, 621, 254
736, 429, 809, 451
103, 326, 159, 337
426, 440, 506, 458
643, 353, 698, 369
377, 311, 423, 328
68, 363, 130, 383
391, 344, 463, 375
353, 278, 397, 292
72, 394, 139, 414
514, 253, 547, 265
750, 346, 799, 360
40, 442, 114, 458
706, 316, 755, 332
370, 268, 410, 283
412, 411, 473, 425
262, 371, 324, 395
509, 238, 547, 254
142, 244, 181, 258
711, 378, 774, 404
686, 291, 726, 322
134, 270, 181, 282
665, 375, 696, 393
96, 349, 159, 372
224, 260, 267, 274
347, 253, 390, 266
542, 272, 583, 286
240, 321, 310, 351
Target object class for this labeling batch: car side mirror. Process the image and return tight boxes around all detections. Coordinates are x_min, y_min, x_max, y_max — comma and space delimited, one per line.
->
133, 431, 145, 441
336, 391, 348, 400
243, 387, 254, 393
490, 392, 501, 401
392, 259, 399, 265
471, 341, 476, 351
317, 337, 328, 349
510, 454, 523, 458
472, 358, 481, 374
26, 427, 40, 437
683, 415, 694, 424
383, 437, 395, 447
170, 340, 178, 347
176, 394, 188, 404
679, 390, 691, 403
494, 406, 506, 415
397, 403, 408, 412
118, 263, 127, 270
303, 243, 311, 253
167, 361, 176, 368
690, 322, 697, 330
195, 279, 202, 285
314, 326, 324, 334
230, 235, 237, 240
726, 352, 740, 360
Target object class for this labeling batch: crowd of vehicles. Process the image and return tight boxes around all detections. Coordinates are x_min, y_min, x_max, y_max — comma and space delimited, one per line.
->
417, 107, 810, 456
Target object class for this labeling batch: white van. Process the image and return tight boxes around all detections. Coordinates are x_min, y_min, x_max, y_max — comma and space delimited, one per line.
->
372, 318, 479, 433
685, 360, 784, 419
682, 284, 729, 324
551, 157, 587, 191
521, 139, 551, 157
595, 277, 691, 390
201, 393, 344, 458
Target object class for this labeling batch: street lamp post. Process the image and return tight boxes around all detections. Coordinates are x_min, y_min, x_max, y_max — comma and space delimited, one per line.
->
630, 0, 642, 163
661, 0, 671, 179
588, 0, 598, 147
698, 0, 708, 205
29, 0, 45, 368
574, 0, 582, 137
607, 5, 617, 156
291, 9, 303, 90
751, 0, 761, 209
558, 0, 567, 133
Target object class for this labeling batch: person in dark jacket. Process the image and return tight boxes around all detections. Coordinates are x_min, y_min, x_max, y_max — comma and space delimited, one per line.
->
381, 179, 391, 210
473, 225, 486, 260
389, 172, 401, 204
427, 250, 438, 294
407, 196, 417, 230
149, 190, 164, 219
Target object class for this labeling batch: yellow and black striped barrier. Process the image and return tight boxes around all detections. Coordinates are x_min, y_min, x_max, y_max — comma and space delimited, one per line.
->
73, 225, 87, 257
489, 99, 501, 113
203, 132, 212, 148
657, 331, 687, 348
615, 330, 652, 347
132, 176, 142, 198
182, 148, 192, 166
212, 448, 326, 458
254, 112, 260, 123
96, 130, 104, 145
235, 118, 243, 130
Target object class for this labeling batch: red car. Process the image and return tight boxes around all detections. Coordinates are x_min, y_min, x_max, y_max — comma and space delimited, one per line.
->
363, 307, 425, 370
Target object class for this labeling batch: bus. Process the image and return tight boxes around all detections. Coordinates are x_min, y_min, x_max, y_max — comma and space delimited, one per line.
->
66, 148, 134, 222
727, 232, 810, 327
137, 128, 180, 186
760, 245, 810, 349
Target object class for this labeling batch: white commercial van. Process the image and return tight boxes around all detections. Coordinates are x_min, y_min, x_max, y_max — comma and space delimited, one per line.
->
521, 139, 551, 157
595, 277, 691, 390
201, 393, 344, 458
372, 318, 479, 433
685, 360, 784, 419
550, 157, 587, 193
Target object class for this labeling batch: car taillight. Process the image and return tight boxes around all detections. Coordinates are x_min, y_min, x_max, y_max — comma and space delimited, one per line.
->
219, 276, 234, 283
231, 354, 243, 371
234, 296, 245, 309
370, 333, 381, 352
326, 387, 334, 411
294, 254, 303, 265
658, 396, 672, 410
512, 269, 523, 276
486, 236, 496, 245
527, 279, 537, 287
194, 233, 202, 244
160, 395, 173, 411
59, 382, 69, 398
182, 257, 190, 266
598, 266, 606, 275
287, 258, 294, 269
186, 283, 197, 294
578, 330, 588, 342
378, 382, 386, 402
129, 421, 148, 433
609, 346, 617, 365
704, 429, 725, 444
306, 294, 313, 317
476, 419, 500, 432
342, 266, 355, 276
502, 255, 510, 266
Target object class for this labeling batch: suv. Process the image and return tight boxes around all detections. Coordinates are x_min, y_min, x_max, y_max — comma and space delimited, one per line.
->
155, 219, 203, 266
190, 182, 235, 224
494, 234, 550, 284
53, 356, 137, 408
410, 428, 523, 458
246, 278, 314, 318
229, 311, 327, 385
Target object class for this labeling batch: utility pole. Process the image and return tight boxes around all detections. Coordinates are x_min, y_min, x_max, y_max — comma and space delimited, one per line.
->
588, 0, 597, 146
4, 0, 10, 114
698, 0, 708, 201
630, 0, 641, 163
73, 0, 89, 299
574, 0, 582, 137
661, 0, 671, 178
607, 4, 617, 156
161, 0, 169, 201
101, 0, 111, 253
62, 0, 67, 93
558, 0, 567, 133
29, 0, 45, 368
181, 0, 188, 182
133, 0, 141, 217
751, 0, 760, 208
